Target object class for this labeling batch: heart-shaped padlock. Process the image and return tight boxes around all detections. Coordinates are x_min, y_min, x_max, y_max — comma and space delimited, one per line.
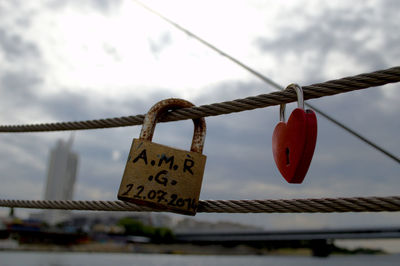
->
272, 84, 317, 183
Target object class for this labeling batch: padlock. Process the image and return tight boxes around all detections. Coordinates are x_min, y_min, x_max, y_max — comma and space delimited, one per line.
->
118, 98, 207, 215
272, 84, 317, 183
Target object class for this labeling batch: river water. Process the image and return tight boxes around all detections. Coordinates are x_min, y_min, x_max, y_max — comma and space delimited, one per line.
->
1, 251, 399, 266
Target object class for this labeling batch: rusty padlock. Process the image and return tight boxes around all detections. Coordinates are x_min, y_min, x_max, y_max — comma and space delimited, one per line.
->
118, 98, 207, 215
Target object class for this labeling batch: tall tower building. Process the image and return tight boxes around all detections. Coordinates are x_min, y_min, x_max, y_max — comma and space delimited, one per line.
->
43, 136, 78, 225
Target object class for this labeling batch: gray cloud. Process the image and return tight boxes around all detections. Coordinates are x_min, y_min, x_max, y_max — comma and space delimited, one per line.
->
46, 0, 123, 13
1, 71, 41, 98
103, 44, 121, 61
148, 32, 172, 57
255, 2, 398, 82
0, 28, 40, 61
0, 70, 43, 123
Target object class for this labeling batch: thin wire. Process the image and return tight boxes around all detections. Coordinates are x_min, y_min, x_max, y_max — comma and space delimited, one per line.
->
310, 105, 400, 164
132, 0, 399, 165
132, 0, 281, 90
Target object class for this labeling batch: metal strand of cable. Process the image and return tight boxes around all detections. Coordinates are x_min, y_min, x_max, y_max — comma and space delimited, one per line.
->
0, 66, 399, 133
1, 196, 400, 213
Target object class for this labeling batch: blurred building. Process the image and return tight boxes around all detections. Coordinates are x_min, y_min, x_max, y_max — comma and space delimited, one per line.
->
41, 136, 78, 225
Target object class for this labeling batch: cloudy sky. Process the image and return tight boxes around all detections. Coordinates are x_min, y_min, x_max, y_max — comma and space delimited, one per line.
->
0, 0, 399, 238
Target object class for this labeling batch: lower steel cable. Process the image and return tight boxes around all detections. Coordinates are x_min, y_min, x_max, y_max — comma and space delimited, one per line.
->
1, 196, 400, 213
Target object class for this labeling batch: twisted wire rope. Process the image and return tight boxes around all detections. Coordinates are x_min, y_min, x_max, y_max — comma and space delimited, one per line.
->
0, 66, 399, 133
1, 196, 400, 213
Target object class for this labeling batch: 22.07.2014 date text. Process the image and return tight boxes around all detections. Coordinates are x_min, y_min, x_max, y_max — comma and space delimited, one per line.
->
121, 183, 197, 210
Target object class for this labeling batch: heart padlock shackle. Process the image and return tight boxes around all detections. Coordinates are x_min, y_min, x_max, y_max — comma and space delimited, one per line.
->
272, 84, 317, 183
118, 98, 207, 215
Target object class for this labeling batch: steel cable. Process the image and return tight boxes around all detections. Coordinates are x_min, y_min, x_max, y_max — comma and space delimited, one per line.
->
0, 66, 399, 134
1, 196, 400, 213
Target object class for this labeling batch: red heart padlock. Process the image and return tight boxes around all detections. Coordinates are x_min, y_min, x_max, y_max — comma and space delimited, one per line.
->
272, 84, 317, 183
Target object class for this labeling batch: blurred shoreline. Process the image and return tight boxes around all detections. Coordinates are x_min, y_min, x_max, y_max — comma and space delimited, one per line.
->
0, 242, 314, 256
1, 242, 387, 257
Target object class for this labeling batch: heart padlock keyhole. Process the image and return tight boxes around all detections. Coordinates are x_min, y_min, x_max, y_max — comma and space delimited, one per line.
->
285, 147, 290, 165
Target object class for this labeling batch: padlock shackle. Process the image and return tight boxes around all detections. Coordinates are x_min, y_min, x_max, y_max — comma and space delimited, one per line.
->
139, 98, 206, 153
279, 83, 305, 122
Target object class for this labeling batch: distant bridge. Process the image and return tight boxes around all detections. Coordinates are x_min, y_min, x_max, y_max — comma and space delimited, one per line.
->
175, 227, 400, 243
175, 227, 400, 257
